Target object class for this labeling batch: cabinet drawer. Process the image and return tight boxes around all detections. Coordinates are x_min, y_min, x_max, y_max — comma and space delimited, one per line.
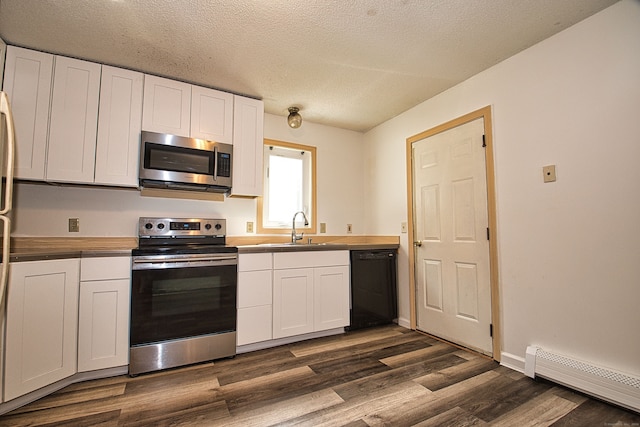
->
81, 256, 131, 281
273, 250, 349, 269
238, 270, 272, 307
238, 253, 272, 271
237, 306, 272, 346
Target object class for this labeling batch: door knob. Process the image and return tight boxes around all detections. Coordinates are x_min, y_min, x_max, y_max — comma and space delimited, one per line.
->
414, 241, 422, 247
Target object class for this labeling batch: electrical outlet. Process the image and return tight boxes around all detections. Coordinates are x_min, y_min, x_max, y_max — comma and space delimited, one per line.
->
401, 222, 408, 233
320, 223, 326, 233
246, 221, 254, 233
543, 165, 556, 183
347, 224, 353, 234
68, 218, 79, 233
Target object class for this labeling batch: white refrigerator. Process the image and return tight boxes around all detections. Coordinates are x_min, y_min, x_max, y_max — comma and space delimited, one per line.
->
0, 90, 16, 404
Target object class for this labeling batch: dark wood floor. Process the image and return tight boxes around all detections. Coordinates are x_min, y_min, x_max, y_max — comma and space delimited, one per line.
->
1, 325, 639, 426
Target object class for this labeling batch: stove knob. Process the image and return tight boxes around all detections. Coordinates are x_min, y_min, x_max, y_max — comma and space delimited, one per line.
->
205, 223, 212, 230
157, 223, 165, 230
215, 223, 222, 230
145, 223, 153, 230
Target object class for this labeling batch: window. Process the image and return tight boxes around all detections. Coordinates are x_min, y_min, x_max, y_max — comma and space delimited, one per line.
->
257, 139, 316, 234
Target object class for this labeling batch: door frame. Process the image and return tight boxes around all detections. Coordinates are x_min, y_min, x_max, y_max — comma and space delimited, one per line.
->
405, 106, 501, 361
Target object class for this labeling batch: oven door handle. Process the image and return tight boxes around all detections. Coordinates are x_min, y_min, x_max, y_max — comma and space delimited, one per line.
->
132, 254, 237, 269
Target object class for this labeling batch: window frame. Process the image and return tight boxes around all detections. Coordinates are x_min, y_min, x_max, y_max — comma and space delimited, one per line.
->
257, 139, 317, 234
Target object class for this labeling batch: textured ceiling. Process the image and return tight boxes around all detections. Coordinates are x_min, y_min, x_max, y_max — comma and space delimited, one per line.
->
0, 0, 618, 132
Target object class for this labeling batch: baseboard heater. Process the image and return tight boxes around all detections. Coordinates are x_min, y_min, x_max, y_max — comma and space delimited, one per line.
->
525, 346, 640, 413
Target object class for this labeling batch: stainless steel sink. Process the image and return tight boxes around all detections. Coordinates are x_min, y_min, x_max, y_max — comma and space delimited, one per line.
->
254, 242, 347, 250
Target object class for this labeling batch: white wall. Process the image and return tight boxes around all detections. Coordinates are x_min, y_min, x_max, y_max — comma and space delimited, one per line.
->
11, 112, 365, 237
364, 0, 640, 376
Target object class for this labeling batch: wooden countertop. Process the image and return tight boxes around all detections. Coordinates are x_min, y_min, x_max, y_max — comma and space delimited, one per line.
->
8, 236, 400, 262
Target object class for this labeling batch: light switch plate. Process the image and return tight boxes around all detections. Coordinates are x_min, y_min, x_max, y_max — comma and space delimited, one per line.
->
69, 218, 79, 232
320, 223, 326, 233
543, 165, 556, 183
347, 224, 353, 233
401, 222, 408, 233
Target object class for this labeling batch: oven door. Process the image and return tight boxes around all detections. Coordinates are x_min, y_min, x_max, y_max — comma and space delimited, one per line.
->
130, 254, 237, 347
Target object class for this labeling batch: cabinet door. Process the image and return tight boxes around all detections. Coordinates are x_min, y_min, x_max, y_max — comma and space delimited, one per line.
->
2, 46, 53, 180
238, 306, 273, 346
5, 259, 80, 401
314, 266, 350, 331
46, 56, 101, 184
230, 95, 264, 197
273, 268, 314, 339
191, 85, 233, 143
94, 65, 143, 187
78, 278, 130, 372
142, 75, 191, 137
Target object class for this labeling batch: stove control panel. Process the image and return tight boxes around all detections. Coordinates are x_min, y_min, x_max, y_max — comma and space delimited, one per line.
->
138, 217, 226, 237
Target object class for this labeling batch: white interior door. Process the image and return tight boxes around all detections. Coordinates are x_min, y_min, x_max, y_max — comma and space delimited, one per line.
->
413, 117, 492, 355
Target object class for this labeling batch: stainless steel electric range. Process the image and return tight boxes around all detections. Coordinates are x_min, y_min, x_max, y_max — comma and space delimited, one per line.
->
129, 217, 237, 376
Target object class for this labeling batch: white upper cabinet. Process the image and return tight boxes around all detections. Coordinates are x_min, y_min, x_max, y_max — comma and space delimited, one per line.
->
231, 95, 264, 197
142, 75, 235, 143
2, 46, 53, 180
191, 85, 234, 143
46, 56, 101, 183
3, 45, 265, 194
95, 65, 144, 187
142, 74, 191, 137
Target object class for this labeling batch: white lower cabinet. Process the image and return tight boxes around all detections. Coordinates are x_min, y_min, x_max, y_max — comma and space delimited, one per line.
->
237, 253, 273, 345
272, 251, 350, 340
4, 259, 80, 401
78, 257, 131, 372
238, 250, 350, 346
314, 266, 351, 331
273, 268, 315, 339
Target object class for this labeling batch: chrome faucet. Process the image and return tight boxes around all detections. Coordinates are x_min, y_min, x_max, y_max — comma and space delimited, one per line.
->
291, 211, 309, 244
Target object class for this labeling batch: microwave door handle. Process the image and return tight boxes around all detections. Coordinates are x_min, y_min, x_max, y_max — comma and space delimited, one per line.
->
213, 146, 218, 182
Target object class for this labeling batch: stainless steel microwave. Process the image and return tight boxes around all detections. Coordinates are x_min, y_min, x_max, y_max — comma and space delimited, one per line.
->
139, 131, 232, 193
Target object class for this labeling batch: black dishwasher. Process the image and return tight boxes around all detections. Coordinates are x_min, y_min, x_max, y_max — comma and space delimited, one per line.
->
348, 249, 398, 330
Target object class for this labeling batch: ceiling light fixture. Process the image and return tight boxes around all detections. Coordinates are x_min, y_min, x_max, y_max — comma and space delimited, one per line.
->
287, 106, 302, 128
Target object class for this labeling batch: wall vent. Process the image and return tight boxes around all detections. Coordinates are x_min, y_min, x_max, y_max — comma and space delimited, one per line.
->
525, 346, 640, 413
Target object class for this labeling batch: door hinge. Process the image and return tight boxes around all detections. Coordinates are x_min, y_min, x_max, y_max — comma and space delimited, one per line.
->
482, 134, 486, 148
490, 324, 493, 337
486, 227, 490, 240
